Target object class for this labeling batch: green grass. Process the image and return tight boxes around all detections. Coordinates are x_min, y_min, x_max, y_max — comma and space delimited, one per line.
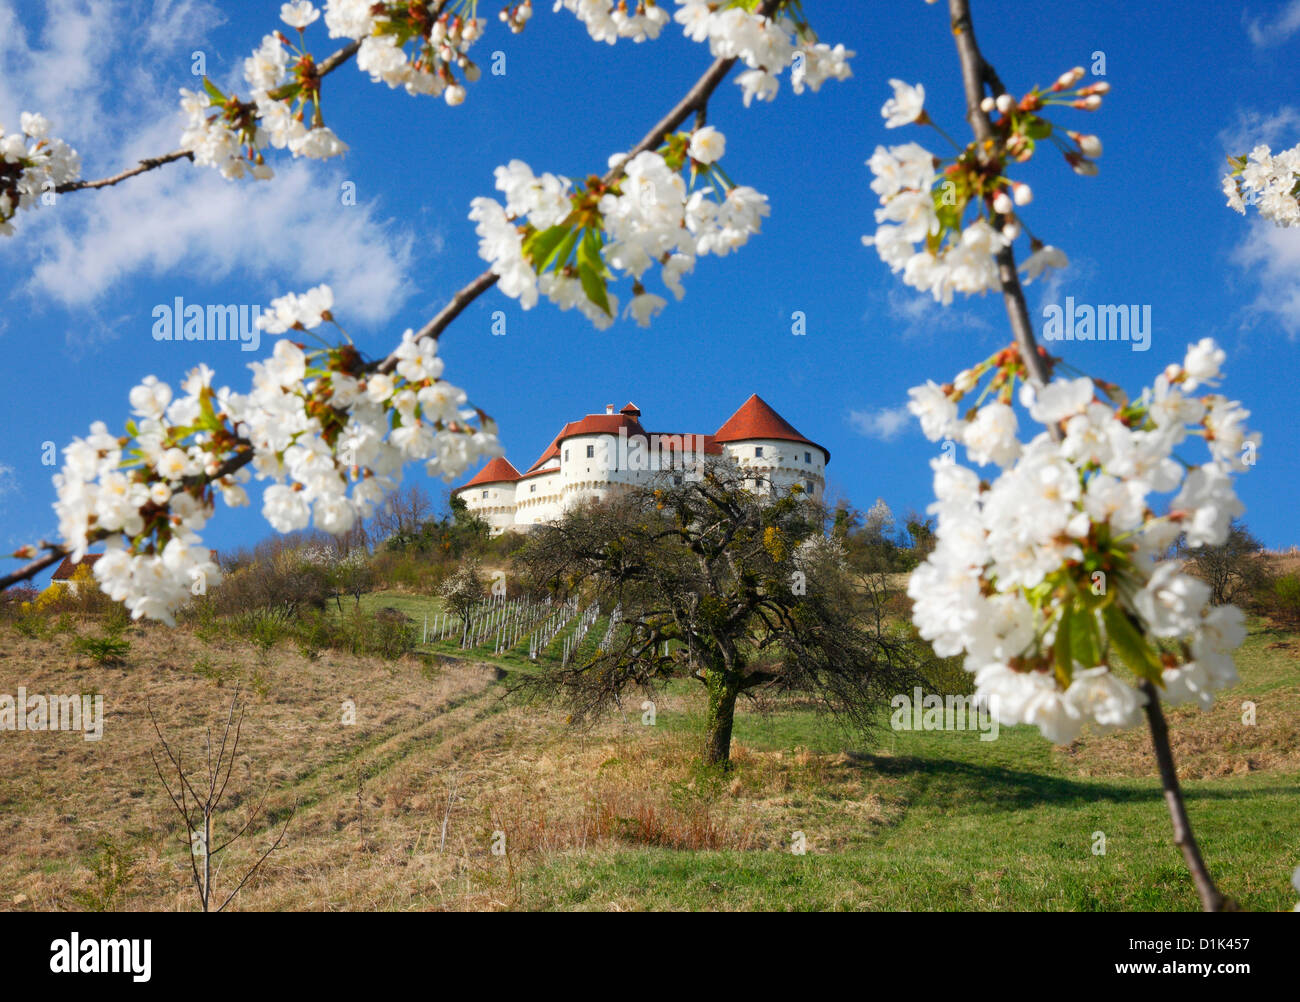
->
518, 620, 1300, 911
314, 596, 1299, 910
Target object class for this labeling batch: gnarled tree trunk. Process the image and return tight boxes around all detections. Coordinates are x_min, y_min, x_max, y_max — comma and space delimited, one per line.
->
702, 666, 741, 767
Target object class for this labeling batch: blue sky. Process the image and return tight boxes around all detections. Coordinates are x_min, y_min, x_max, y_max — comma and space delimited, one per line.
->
3, 0, 1300, 584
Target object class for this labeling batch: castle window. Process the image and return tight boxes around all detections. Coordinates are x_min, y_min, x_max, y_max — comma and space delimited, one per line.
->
806, 480, 814, 493
530, 484, 536, 493
586, 444, 594, 458
754, 446, 764, 458
805, 451, 811, 463
481, 490, 488, 499
565, 449, 569, 462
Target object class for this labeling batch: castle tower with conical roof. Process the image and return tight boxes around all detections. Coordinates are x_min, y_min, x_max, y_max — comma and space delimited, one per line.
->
453, 395, 828, 534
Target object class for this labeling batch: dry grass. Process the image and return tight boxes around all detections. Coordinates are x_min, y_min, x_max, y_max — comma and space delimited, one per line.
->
1055, 632, 1300, 781
1058, 696, 1300, 781
0, 617, 893, 911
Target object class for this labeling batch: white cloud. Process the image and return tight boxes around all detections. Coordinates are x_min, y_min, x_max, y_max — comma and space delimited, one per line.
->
1230, 217, 1300, 337
848, 404, 911, 441
1217, 106, 1300, 155
1245, 1, 1300, 47
879, 287, 994, 339
1, 0, 418, 338
27, 158, 416, 329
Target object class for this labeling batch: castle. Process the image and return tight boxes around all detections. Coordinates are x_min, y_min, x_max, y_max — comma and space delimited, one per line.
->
453, 394, 830, 534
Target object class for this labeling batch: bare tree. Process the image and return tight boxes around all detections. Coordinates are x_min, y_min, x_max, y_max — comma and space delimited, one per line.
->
148, 689, 294, 912
514, 461, 924, 767
373, 483, 434, 546
1175, 520, 1270, 607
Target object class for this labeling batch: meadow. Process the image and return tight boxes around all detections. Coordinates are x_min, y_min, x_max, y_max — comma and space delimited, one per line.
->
1, 588, 1296, 911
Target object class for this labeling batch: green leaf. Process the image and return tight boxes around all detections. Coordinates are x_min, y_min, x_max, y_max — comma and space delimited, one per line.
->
523, 224, 571, 271
1052, 606, 1074, 686
578, 261, 611, 317
202, 77, 227, 105
577, 228, 612, 316
1102, 604, 1163, 683
545, 227, 581, 273
1071, 607, 1102, 670
1024, 117, 1052, 140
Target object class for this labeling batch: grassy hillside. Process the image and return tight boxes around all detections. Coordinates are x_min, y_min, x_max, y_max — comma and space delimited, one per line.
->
0, 603, 1296, 911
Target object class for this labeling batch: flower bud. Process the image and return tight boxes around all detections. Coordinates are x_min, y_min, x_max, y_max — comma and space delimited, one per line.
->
995, 93, 1014, 114
1068, 131, 1102, 157
1012, 181, 1033, 205
1055, 66, 1085, 89
980, 96, 996, 113
992, 190, 1014, 215
1066, 152, 1099, 176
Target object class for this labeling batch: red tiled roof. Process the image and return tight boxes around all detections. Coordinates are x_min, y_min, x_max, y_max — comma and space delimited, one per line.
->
455, 396, 826, 495
713, 394, 829, 461
645, 432, 723, 455
525, 413, 650, 472
459, 456, 521, 489
51, 553, 103, 580
516, 466, 562, 481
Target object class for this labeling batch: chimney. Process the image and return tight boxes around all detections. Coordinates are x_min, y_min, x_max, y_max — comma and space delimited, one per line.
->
605, 403, 615, 415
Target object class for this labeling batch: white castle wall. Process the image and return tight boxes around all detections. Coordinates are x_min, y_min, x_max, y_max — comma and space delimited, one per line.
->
460, 429, 826, 534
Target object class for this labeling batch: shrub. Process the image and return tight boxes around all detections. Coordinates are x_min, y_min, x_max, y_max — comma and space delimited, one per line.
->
14, 609, 47, 639
210, 553, 330, 621
1262, 572, 1300, 630
73, 634, 131, 665
370, 550, 451, 592
243, 612, 289, 654
70, 838, 136, 912
0, 586, 38, 622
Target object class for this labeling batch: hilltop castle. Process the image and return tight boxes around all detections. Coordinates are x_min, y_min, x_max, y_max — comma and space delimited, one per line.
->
453, 394, 830, 534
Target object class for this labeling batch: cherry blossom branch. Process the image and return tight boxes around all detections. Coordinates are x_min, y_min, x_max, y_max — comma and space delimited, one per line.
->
0, 544, 67, 591
947, 0, 1227, 912
947, 0, 1051, 389
377, 269, 499, 373
53, 149, 194, 194
376, 0, 783, 374
596, 2, 777, 189
51, 40, 361, 196
4, 3, 787, 592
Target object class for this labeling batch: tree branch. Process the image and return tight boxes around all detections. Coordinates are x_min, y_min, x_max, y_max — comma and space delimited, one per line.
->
54, 150, 194, 194
1139, 680, 1229, 911
378, 0, 781, 369
947, 0, 1051, 388
54, 41, 362, 195
0, 545, 65, 591
4, 6, 777, 591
